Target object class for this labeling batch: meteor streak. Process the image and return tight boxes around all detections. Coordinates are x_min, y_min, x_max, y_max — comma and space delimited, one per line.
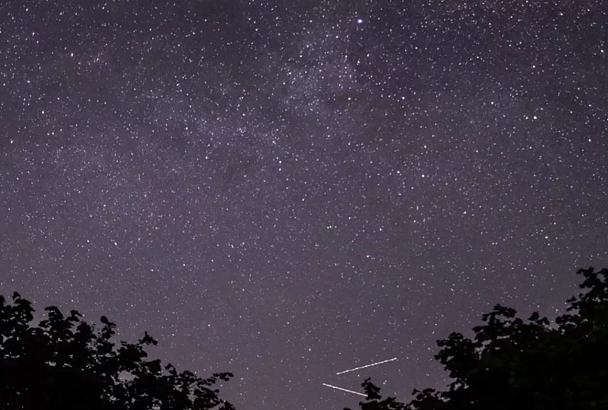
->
336, 357, 397, 375
322, 383, 366, 397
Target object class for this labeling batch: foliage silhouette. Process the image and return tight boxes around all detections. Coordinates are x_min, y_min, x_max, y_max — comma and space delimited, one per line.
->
345, 267, 608, 410
0, 293, 233, 410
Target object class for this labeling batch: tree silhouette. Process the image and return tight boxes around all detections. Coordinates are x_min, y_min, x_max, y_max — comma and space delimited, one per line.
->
0, 293, 233, 410
345, 267, 608, 410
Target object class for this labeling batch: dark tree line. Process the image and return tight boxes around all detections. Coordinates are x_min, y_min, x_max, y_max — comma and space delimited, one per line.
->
0, 293, 233, 410
346, 267, 608, 410
2, 267, 608, 410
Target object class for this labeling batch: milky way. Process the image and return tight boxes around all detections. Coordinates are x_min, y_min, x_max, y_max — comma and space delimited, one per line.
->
1, 1, 607, 409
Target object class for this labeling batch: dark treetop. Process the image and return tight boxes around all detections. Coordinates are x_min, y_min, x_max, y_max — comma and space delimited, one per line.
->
0, 292, 233, 410
346, 267, 608, 410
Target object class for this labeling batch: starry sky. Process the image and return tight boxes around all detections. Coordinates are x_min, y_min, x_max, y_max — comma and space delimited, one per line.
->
1, 1, 607, 409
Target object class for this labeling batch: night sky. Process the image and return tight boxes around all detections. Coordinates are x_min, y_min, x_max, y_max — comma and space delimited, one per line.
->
1, 1, 607, 409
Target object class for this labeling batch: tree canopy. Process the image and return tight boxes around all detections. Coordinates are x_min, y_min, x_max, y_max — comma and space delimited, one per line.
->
0, 293, 233, 410
3, 267, 607, 410
346, 267, 608, 410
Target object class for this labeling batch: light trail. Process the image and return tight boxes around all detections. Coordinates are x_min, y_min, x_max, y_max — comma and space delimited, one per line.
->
336, 357, 398, 375
322, 383, 366, 397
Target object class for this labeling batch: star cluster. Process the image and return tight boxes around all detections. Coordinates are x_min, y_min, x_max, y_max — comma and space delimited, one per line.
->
1, 1, 607, 409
